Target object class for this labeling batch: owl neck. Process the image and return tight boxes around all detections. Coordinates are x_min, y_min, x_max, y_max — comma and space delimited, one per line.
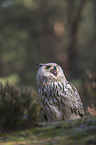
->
38, 77, 67, 90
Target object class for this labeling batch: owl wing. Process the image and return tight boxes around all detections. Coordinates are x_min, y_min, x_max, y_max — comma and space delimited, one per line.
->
56, 81, 85, 117
64, 81, 85, 117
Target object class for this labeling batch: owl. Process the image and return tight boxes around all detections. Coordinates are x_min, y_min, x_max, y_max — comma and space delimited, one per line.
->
36, 63, 85, 121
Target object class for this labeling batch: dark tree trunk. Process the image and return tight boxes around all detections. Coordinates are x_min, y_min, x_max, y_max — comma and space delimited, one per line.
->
68, 0, 87, 77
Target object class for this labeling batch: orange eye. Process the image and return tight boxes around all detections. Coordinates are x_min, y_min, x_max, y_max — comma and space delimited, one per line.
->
45, 66, 51, 69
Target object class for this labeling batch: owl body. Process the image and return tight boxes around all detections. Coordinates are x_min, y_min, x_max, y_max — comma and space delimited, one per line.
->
36, 63, 84, 121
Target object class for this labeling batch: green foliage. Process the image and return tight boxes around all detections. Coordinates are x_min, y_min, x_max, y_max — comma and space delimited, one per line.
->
0, 73, 20, 85
0, 82, 39, 130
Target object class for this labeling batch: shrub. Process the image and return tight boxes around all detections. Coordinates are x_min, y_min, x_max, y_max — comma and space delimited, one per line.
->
82, 70, 96, 112
86, 104, 96, 116
0, 82, 39, 130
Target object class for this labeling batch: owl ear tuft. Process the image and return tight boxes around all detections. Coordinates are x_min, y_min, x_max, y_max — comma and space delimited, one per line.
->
36, 64, 44, 66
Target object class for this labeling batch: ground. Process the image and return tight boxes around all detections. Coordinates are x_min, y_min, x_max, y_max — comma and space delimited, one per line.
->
0, 116, 96, 145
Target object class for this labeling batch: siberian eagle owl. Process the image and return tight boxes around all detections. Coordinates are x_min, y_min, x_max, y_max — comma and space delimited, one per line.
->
36, 63, 85, 121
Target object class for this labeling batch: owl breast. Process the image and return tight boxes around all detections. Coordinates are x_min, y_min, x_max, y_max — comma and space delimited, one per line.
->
38, 81, 84, 121
38, 82, 67, 121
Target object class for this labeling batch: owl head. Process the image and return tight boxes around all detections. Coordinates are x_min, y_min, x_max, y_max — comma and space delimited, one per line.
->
36, 63, 67, 87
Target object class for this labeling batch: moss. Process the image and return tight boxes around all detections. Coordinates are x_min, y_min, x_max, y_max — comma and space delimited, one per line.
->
0, 116, 96, 145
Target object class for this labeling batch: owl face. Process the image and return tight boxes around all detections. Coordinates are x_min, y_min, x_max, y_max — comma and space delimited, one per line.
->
36, 63, 66, 87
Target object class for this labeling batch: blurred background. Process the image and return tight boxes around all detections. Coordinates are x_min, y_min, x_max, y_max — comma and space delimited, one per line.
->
0, 0, 96, 111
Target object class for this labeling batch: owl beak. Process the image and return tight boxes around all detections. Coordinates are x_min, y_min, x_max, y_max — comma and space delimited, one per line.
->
50, 68, 57, 76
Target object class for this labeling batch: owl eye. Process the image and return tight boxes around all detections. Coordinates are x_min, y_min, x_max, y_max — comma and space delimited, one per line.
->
45, 65, 51, 69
